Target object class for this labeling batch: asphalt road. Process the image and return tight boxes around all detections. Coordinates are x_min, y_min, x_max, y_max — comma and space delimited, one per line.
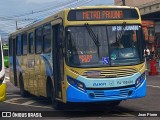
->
1, 69, 160, 120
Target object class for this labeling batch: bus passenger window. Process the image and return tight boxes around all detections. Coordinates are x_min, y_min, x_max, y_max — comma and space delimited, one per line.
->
35, 28, 43, 54
9, 37, 13, 56
29, 32, 34, 54
16, 34, 22, 55
43, 24, 51, 53
22, 33, 27, 55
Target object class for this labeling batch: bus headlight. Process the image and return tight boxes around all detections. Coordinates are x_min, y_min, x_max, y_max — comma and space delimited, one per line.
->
0, 75, 5, 84
67, 76, 86, 92
141, 72, 146, 80
135, 73, 146, 88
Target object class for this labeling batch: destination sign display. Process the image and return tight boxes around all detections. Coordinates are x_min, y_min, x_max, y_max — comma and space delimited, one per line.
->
67, 9, 139, 21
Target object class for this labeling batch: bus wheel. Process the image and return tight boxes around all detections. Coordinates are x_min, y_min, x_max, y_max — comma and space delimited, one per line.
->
19, 75, 29, 97
50, 85, 63, 110
110, 100, 121, 106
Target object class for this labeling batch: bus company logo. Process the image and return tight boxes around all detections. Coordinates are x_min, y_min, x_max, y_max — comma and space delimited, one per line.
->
109, 81, 114, 86
93, 82, 106, 87
2, 112, 11, 117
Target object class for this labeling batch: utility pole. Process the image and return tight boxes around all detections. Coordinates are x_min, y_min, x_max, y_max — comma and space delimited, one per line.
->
16, 21, 18, 30
122, 0, 125, 6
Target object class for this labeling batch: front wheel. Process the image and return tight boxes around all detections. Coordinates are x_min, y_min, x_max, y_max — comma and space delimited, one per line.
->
19, 75, 29, 97
50, 85, 63, 110
110, 100, 121, 106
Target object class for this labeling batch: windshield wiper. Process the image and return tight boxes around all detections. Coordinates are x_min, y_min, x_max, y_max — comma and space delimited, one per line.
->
115, 22, 126, 57
84, 23, 100, 58
116, 22, 126, 46
84, 23, 100, 47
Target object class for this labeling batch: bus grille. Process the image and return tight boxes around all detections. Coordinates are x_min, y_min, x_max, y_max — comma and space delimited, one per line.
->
82, 68, 137, 78
94, 91, 105, 97
91, 89, 131, 98
120, 89, 130, 96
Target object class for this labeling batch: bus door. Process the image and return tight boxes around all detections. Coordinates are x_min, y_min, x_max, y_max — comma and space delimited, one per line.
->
11, 37, 18, 86
27, 32, 35, 95
9, 37, 14, 85
52, 24, 64, 100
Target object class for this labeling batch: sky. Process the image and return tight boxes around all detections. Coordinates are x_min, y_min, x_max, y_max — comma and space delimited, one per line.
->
0, 0, 114, 41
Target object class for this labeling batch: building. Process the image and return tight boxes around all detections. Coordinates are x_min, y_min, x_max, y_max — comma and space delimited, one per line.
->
114, 0, 160, 59
114, 0, 157, 6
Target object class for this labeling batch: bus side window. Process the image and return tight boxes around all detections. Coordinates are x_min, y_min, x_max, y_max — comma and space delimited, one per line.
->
22, 33, 27, 55
16, 34, 22, 56
28, 32, 34, 54
9, 37, 13, 56
43, 24, 51, 53
35, 27, 43, 54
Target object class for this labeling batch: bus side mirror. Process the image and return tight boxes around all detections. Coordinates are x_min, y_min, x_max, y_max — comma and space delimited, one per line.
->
66, 29, 71, 37
66, 29, 72, 46
66, 29, 72, 58
59, 25, 64, 48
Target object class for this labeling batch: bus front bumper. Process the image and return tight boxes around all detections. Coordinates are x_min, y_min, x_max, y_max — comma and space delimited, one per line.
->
0, 83, 6, 101
66, 80, 146, 102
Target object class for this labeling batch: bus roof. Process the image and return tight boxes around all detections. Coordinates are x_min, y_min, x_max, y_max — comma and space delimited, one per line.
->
9, 5, 140, 36
65, 5, 138, 10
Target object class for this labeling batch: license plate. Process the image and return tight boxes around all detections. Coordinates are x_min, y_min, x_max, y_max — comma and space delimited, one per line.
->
117, 80, 134, 85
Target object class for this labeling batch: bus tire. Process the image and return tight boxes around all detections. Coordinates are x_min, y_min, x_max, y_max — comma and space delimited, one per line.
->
110, 100, 121, 106
50, 84, 63, 110
19, 75, 29, 97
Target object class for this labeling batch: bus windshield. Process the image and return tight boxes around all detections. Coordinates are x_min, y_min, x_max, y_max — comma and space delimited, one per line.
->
66, 25, 144, 67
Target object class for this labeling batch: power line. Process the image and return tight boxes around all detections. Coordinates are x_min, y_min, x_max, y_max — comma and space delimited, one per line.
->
17, 0, 89, 28
32, 0, 91, 20
0, 0, 81, 31
0, 0, 112, 39
2, 0, 76, 19
0, 17, 36, 21
0, 0, 82, 38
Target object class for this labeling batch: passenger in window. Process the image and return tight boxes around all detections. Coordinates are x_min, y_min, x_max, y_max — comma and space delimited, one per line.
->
120, 35, 133, 48
110, 41, 124, 48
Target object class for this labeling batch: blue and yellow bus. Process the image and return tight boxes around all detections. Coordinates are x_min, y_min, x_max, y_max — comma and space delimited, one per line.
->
0, 36, 6, 101
9, 6, 146, 109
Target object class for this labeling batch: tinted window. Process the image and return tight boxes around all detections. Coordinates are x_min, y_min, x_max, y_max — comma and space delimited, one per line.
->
35, 28, 43, 54
43, 24, 51, 53
66, 25, 144, 67
3, 49, 8, 56
22, 33, 27, 55
29, 32, 34, 54
9, 38, 13, 56
16, 34, 22, 55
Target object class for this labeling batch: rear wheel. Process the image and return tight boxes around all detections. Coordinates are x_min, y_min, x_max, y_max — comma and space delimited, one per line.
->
19, 75, 29, 97
50, 84, 63, 110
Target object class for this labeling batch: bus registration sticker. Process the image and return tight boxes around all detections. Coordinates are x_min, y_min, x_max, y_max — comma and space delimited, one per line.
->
102, 57, 109, 64
111, 54, 116, 60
